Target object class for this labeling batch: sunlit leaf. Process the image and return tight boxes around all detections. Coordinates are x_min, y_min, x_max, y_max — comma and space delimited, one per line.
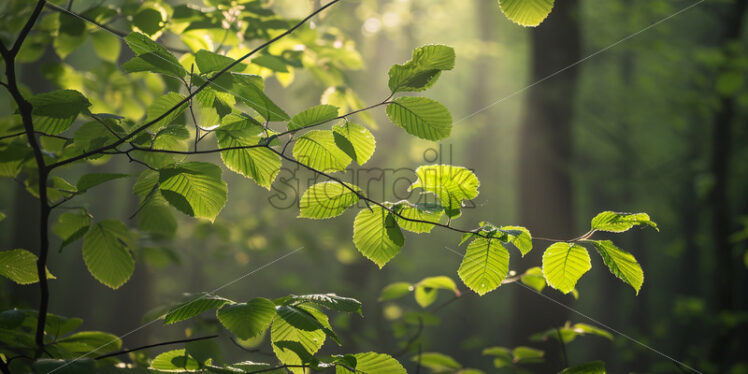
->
542, 242, 591, 294
353, 206, 405, 268
386, 97, 452, 141
458, 238, 509, 295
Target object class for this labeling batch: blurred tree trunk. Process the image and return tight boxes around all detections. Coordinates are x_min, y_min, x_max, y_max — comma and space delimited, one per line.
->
709, 0, 746, 369
512, 0, 581, 368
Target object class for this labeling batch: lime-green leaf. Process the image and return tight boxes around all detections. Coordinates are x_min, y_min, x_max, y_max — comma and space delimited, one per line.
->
52, 211, 91, 249
500, 225, 533, 256
82, 220, 136, 289
29, 90, 91, 134
150, 349, 202, 372
299, 182, 361, 219
123, 32, 185, 78
336, 352, 406, 374
76, 173, 128, 192
590, 211, 658, 233
512, 346, 545, 364
412, 352, 461, 371
542, 242, 591, 294
590, 240, 644, 294
458, 238, 509, 295
498, 0, 554, 27
278, 294, 362, 314
392, 201, 444, 233
332, 122, 376, 165
217, 298, 276, 339
216, 122, 281, 189
414, 277, 459, 308
229, 78, 288, 121
386, 97, 452, 141
195, 49, 246, 74
379, 282, 413, 301
520, 266, 546, 292
559, 361, 606, 374
0, 249, 55, 285
164, 293, 232, 325
409, 165, 479, 218
352, 206, 405, 268
571, 323, 613, 340
288, 105, 339, 131
91, 31, 120, 63
145, 92, 188, 131
159, 162, 228, 222
388, 45, 455, 92
293, 130, 352, 172
271, 314, 326, 374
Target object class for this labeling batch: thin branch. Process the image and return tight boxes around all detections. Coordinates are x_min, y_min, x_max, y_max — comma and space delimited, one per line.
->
10, 0, 47, 56
94, 335, 218, 360
46, 0, 343, 171
43, 2, 190, 54
556, 328, 568, 368
0, 131, 69, 142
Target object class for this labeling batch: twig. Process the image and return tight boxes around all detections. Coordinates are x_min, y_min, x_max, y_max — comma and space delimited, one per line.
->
94, 335, 218, 360
556, 327, 568, 368
46, 0, 344, 171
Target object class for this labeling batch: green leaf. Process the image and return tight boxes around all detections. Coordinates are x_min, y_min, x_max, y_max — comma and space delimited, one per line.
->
217, 298, 276, 339
159, 162, 228, 222
414, 276, 459, 308
412, 352, 461, 371
216, 121, 281, 189
336, 352, 406, 374
133, 6, 165, 36
458, 238, 510, 295
386, 97, 452, 141
0, 249, 55, 285
195, 49, 246, 74
571, 323, 613, 340
590, 240, 644, 294
276, 305, 328, 332
293, 130, 352, 172
409, 165, 479, 218
332, 122, 376, 165
133, 170, 177, 237
29, 90, 91, 134
299, 182, 361, 219
145, 92, 188, 131
542, 242, 591, 294
150, 349, 202, 372
512, 346, 544, 364
211, 74, 287, 121
271, 313, 326, 373
520, 266, 546, 292
53, 15, 86, 59
56, 330, 122, 354
379, 282, 413, 301
392, 201, 444, 233
277, 294, 362, 314
590, 211, 658, 233
123, 32, 185, 78
500, 225, 533, 256
52, 211, 91, 249
288, 105, 339, 131
91, 31, 120, 63
164, 293, 232, 324
353, 206, 405, 268
559, 361, 606, 374
76, 173, 129, 192
82, 220, 136, 289
388, 45, 455, 92
498, 0, 555, 27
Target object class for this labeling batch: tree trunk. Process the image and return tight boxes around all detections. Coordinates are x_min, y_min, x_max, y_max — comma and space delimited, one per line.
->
709, 1, 746, 369
512, 0, 581, 369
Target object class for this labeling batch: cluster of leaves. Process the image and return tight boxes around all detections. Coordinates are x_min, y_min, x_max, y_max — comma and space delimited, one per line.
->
154, 292, 406, 374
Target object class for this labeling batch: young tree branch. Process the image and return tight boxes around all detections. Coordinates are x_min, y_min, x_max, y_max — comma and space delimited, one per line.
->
93, 335, 218, 360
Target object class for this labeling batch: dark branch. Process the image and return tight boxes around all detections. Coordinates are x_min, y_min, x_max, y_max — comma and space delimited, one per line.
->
94, 335, 218, 360
10, 0, 47, 56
